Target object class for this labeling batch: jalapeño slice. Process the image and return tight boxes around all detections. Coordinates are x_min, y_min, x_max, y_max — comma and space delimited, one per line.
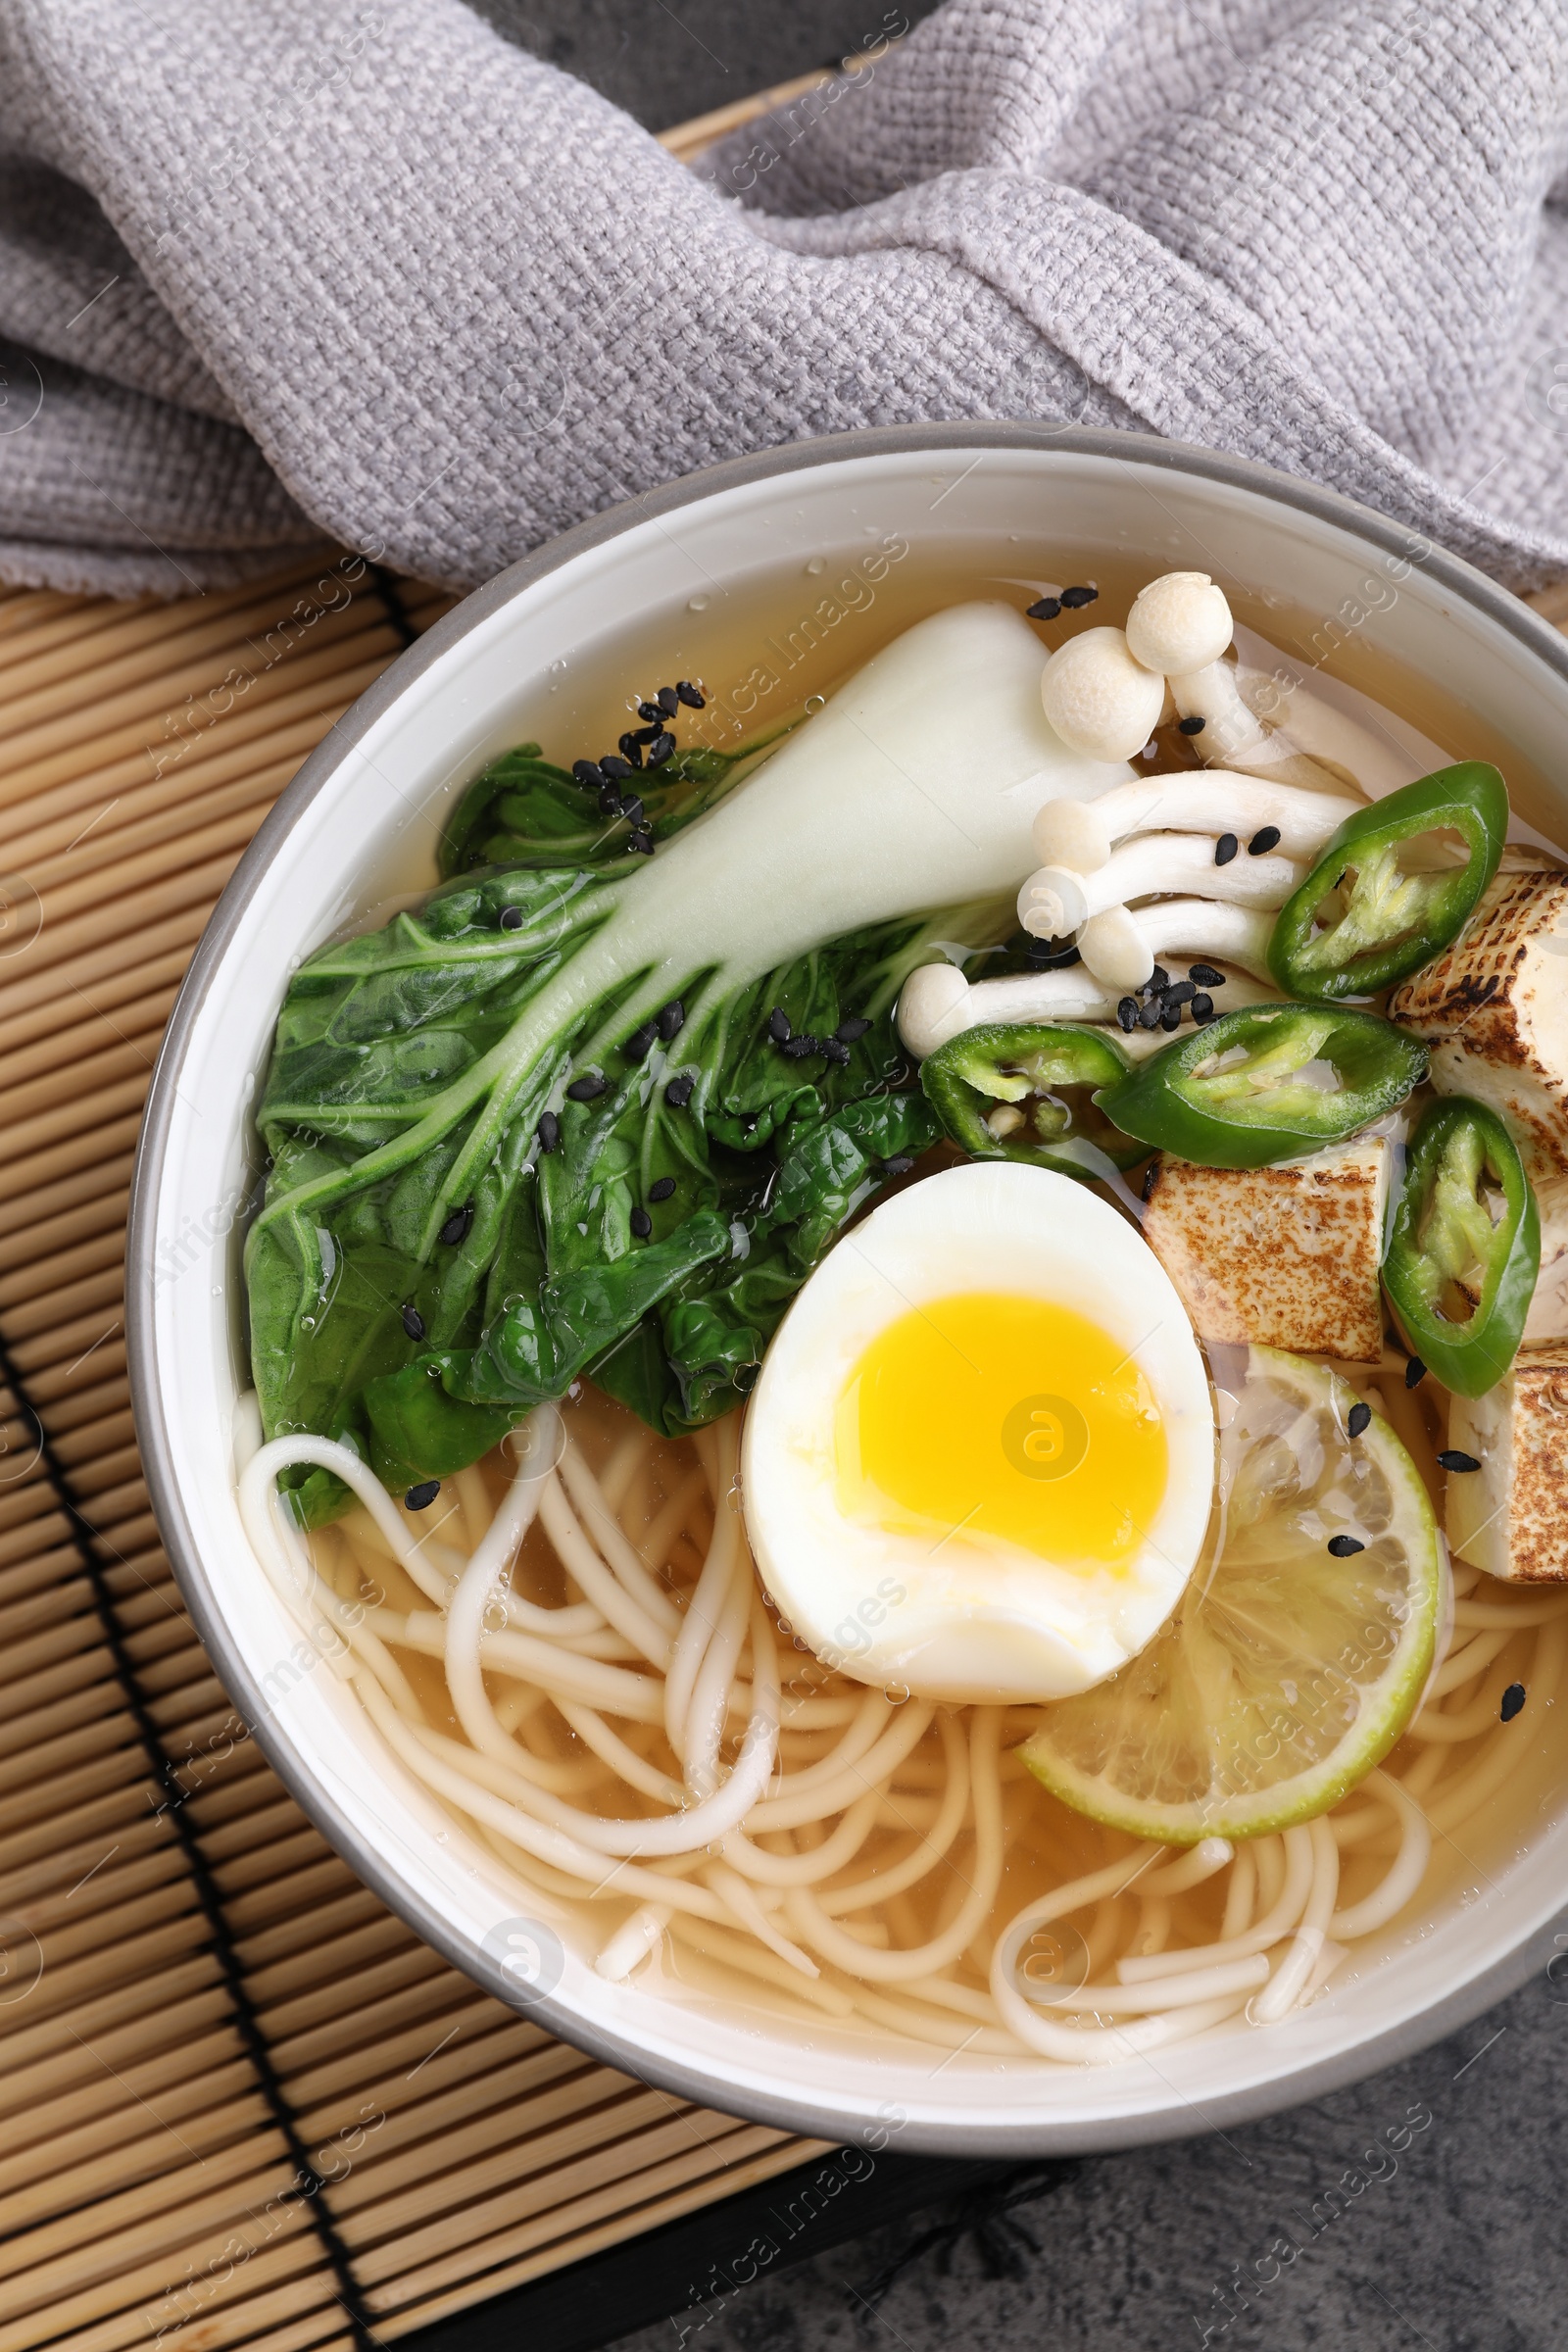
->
1093, 1003, 1428, 1170
1382, 1097, 1540, 1396
1268, 762, 1507, 1003
921, 1022, 1144, 1180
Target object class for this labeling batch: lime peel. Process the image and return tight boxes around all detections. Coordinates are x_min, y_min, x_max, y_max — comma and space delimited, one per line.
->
1019, 1347, 1444, 1844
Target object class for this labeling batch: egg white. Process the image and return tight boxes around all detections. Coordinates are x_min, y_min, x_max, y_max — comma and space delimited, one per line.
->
741, 1162, 1215, 1704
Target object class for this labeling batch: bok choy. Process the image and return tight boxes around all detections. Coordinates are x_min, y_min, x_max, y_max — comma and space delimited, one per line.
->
246, 601, 1124, 1522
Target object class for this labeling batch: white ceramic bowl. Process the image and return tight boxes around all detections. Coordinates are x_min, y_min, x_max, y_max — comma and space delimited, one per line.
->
129, 426, 1568, 2156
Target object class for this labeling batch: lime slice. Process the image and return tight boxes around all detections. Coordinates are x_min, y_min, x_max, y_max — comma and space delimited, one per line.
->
1019, 1347, 1443, 1843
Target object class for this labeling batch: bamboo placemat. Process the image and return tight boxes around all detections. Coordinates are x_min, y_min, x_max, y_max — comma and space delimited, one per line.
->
0, 79, 855, 2352
0, 560, 840, 2352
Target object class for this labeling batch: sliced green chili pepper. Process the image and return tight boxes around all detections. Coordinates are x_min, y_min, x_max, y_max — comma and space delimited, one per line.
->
1382, 1098, 1539, 1396
1093, 1003, 1428, 1170
921, 1023, 1144, 1179
1268, 762, 1507, 1002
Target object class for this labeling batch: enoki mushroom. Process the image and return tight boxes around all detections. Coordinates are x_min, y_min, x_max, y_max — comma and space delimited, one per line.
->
236, 1394, 1568, 2064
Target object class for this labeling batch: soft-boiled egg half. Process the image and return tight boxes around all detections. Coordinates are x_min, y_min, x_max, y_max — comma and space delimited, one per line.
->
741, 1162, 1215, 1703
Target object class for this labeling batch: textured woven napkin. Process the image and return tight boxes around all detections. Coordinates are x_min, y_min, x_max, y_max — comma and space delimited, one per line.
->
0, 0, 1565, 596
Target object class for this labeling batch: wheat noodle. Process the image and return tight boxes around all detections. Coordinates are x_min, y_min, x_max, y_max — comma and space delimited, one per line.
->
234, 1388, 1568, 2067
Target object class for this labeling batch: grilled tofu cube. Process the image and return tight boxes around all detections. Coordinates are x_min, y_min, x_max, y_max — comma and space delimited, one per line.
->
1447, 1347, 1568, 1581
1524, 1175, 1568, 1344
1389, 863, 1568, 1181
1142, 1137, 1390, 1360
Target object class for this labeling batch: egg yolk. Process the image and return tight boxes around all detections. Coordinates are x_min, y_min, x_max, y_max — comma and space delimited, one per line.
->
834, 1291, 1168, 1573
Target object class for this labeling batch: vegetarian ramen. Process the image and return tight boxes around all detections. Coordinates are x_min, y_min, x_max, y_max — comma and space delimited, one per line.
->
235, 561, 1568, 2065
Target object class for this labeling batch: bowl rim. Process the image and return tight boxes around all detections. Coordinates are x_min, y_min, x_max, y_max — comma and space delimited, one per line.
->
126, 422, 1568, 2154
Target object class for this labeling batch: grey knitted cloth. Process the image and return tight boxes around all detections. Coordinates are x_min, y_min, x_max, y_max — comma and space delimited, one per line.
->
0, 0, 1565, 598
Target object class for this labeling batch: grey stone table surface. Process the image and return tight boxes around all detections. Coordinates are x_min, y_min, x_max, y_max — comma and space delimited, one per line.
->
468, 0, 943, 132
608, 1975, 1567, 2351
460, 10, 1564, 2348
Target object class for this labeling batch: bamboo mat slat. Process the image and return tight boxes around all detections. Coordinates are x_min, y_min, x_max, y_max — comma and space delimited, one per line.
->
0, 551, 824, 2352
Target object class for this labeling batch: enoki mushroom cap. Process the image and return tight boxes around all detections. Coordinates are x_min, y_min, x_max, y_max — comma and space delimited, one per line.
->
1077, 906, 1154, 991
1031, 797, 1113, 873
1041, 627, 1165, 763
1016, 865, 1091, 939
1125, 571, 1234, 676
896, 960, 971, 1056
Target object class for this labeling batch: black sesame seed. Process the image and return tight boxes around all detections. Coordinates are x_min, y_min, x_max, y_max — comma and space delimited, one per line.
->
1178, 714, 1206, 735
629, 1206, 653, 1238
1327, 1535, 1365, 1557
649, 1176, 676, 1201
1439, 1448, 1482, 1473
1026, 596, 1062, 621
499, 906, 524, 931
1347, 1399, 1372, 1439
836, 1016, 871, 1043
1404, 1355, 1427, 1389
620, 795, 645, 825
675, 680, 706, 709
566, 1072, 609, 1102
1249, 825, 1283, 856
1059, 584, 1098, 609
439, 1202, 474, 1248
628, 828, 655, 856
1191, 993, 1215, 1022
1189, 963, 1225, 987
617, 733, 646, 767
1142, 966, 1171, 999
665, 1073, 696, 1108
1138, 998, 1165, 1030
624, 1021, 657, 1060
647, 732, 676, 766
766, 1006, 792, 1043
401, 1301, 426, 1341
1500, 1682, 1527, 1723
657, 686, 680, 717
632, 722, 662, 744
601, 755, 633, 780
536, 1110, 560, 1153
657, 999, 685, 1042
572, 759, 605, 790
822, 1037, 852, 1064
880, 1154, 915, 1178
1215, 833, 1240, 865
1117, 996, 1139, 1033
780, 1034, 818, 1058
404, 1480, 440, 1511
598, 789, 623, 817
1163, 980, 1197, 1007
637, 700, 662, 723
1159, 1005, 1183, 1031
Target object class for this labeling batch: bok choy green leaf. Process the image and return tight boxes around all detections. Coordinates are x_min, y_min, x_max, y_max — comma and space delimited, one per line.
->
245, 602, 1125, 1523
440, 734, 780, 874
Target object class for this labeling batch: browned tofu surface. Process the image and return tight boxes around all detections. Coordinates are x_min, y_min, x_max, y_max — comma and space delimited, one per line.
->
1142, 1139, 1389, 1361
1525, 1174, 1568, 1343
1389, 866, 1568, 1181
1447, 1346, 1568, 1582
